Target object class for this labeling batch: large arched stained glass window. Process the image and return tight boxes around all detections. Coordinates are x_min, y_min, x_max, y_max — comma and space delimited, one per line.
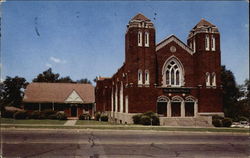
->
163, 57, 184, 87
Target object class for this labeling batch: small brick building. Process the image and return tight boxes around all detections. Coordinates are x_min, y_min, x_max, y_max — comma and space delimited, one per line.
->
23, 83, 95, 118
95, 13, 224, 126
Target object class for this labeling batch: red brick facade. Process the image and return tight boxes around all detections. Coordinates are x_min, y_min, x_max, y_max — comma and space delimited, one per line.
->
95, 14, 223, 124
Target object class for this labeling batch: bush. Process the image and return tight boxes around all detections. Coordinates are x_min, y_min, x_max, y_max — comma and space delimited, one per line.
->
2, 110, 16, 118
140, 115, 151, 125
41, 110, 57, 118
79, 114, 91, 120
100, 115, 108, 122
95, 112, 101, 121
151, 115, 160, 125
29, 111, 42, 119
57, 112, 67, 120
238, 116, 249, 122
222, 117, 232, 127
132, 112, 160, 126
212, 115, 224, 120
13, 111, 28, 119
212, 119, 222, 127
48, 114, 58, 120
132, 114, 142, 124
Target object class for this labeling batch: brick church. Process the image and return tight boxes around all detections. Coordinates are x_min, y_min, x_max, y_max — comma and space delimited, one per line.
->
95, 13, 224, 126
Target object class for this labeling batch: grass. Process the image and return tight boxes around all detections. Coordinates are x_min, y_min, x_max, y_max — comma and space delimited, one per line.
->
76, 120, 118, 125
0, 118, 66, 125
1, 118, 249, 134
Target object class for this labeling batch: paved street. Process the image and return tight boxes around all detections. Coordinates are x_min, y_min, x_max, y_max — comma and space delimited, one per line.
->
1, 129, 249, 158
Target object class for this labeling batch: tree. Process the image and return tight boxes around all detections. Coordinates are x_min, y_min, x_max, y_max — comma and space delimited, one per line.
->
57, 76, 74, 83
33, 68, 60, 83
1, 76, 28, 108
221, 65, 240, 119
76, 78, 92, 84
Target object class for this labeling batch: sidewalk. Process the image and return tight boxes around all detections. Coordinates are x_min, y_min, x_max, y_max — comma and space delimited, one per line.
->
63, 120, 77, 126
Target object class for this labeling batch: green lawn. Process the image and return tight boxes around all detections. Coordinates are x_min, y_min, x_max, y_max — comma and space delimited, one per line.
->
76, 120, 118, 125
1, 118, 66, 125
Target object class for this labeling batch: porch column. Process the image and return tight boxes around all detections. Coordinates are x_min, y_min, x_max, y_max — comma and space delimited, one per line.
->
52, 102, 54, 111
39, 103, 41, 112
194, 101, 198, 117
181, 101, 185, 117
167, 102, 171, 117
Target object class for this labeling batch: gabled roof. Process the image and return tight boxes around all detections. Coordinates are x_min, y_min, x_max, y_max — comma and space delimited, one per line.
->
193, 18, 215, 29
23, 83, 95, 104
131, 13, 150, 21
156, 35, 194, 55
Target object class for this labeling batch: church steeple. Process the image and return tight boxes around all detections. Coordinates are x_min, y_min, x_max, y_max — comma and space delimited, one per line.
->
125, 13, 156, 86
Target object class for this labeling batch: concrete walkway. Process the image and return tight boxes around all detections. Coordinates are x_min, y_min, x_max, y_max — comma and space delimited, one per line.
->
64, 120, 77, 126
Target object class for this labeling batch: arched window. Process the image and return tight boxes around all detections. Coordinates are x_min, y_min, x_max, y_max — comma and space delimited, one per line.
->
206, 72, 210, 87
211, 72, 216, 87
211, 35, 215, 51
162, 57, 184, 87
145, 32, 149, 47
145, 69, 150, 85
138, 69, 143, 85
205, 35, 210, 51
138, 31, 142, 47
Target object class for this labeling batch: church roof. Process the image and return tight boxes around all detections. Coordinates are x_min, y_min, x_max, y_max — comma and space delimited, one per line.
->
131, 13, 150, 21
193, 18, 215, 29
23, 83, 95, 104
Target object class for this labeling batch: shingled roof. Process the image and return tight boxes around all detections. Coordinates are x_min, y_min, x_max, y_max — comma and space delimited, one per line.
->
23, 83, 95, 104
131, 13, 150, 21
193, 18, 215, 29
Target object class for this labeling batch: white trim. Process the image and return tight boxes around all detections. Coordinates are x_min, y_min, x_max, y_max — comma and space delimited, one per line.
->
145, 32, 149, 47
138, 69, 143, 85
138, 31, 142, 47
205, 35, 210, 51
206, 72, 210, 87
145, 69, 150, 85
156, 35, 194, 55
211, 35, 216, 51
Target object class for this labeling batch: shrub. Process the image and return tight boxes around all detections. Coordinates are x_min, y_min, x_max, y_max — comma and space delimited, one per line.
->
238, 116, 249, 122
2, 110, 16, 118
151, 115, 160, 125
132, 114, 142, 124
212, 119, 222, 127
57, 112, 67, 120
29, 111, 42, 119
222, 117, 232, 127
212, 115, 224, 120
100, 115, 108, 122
41, 110, 57, 118
140, 115, 151, 125
79, 114, 91, 120
48, 114, 58, 120
95, 112, 101, 121
13, 111, 28, 119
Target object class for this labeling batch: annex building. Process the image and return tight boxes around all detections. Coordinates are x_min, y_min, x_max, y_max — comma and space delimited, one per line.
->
96, 13, 224, 126
23, 83, 95, 117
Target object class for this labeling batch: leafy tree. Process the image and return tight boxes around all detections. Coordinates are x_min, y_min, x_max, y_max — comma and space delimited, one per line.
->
57, 76, 74, 83
76, 78, 92, 84
221, 65, 240, 119
33, 68, 60, 83
0, 76, 28, 108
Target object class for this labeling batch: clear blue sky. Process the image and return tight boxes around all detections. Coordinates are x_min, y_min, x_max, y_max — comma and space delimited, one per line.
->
1, 1, 249, 85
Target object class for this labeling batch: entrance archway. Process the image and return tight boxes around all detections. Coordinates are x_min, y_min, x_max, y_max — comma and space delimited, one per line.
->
157, 96, 169, 116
